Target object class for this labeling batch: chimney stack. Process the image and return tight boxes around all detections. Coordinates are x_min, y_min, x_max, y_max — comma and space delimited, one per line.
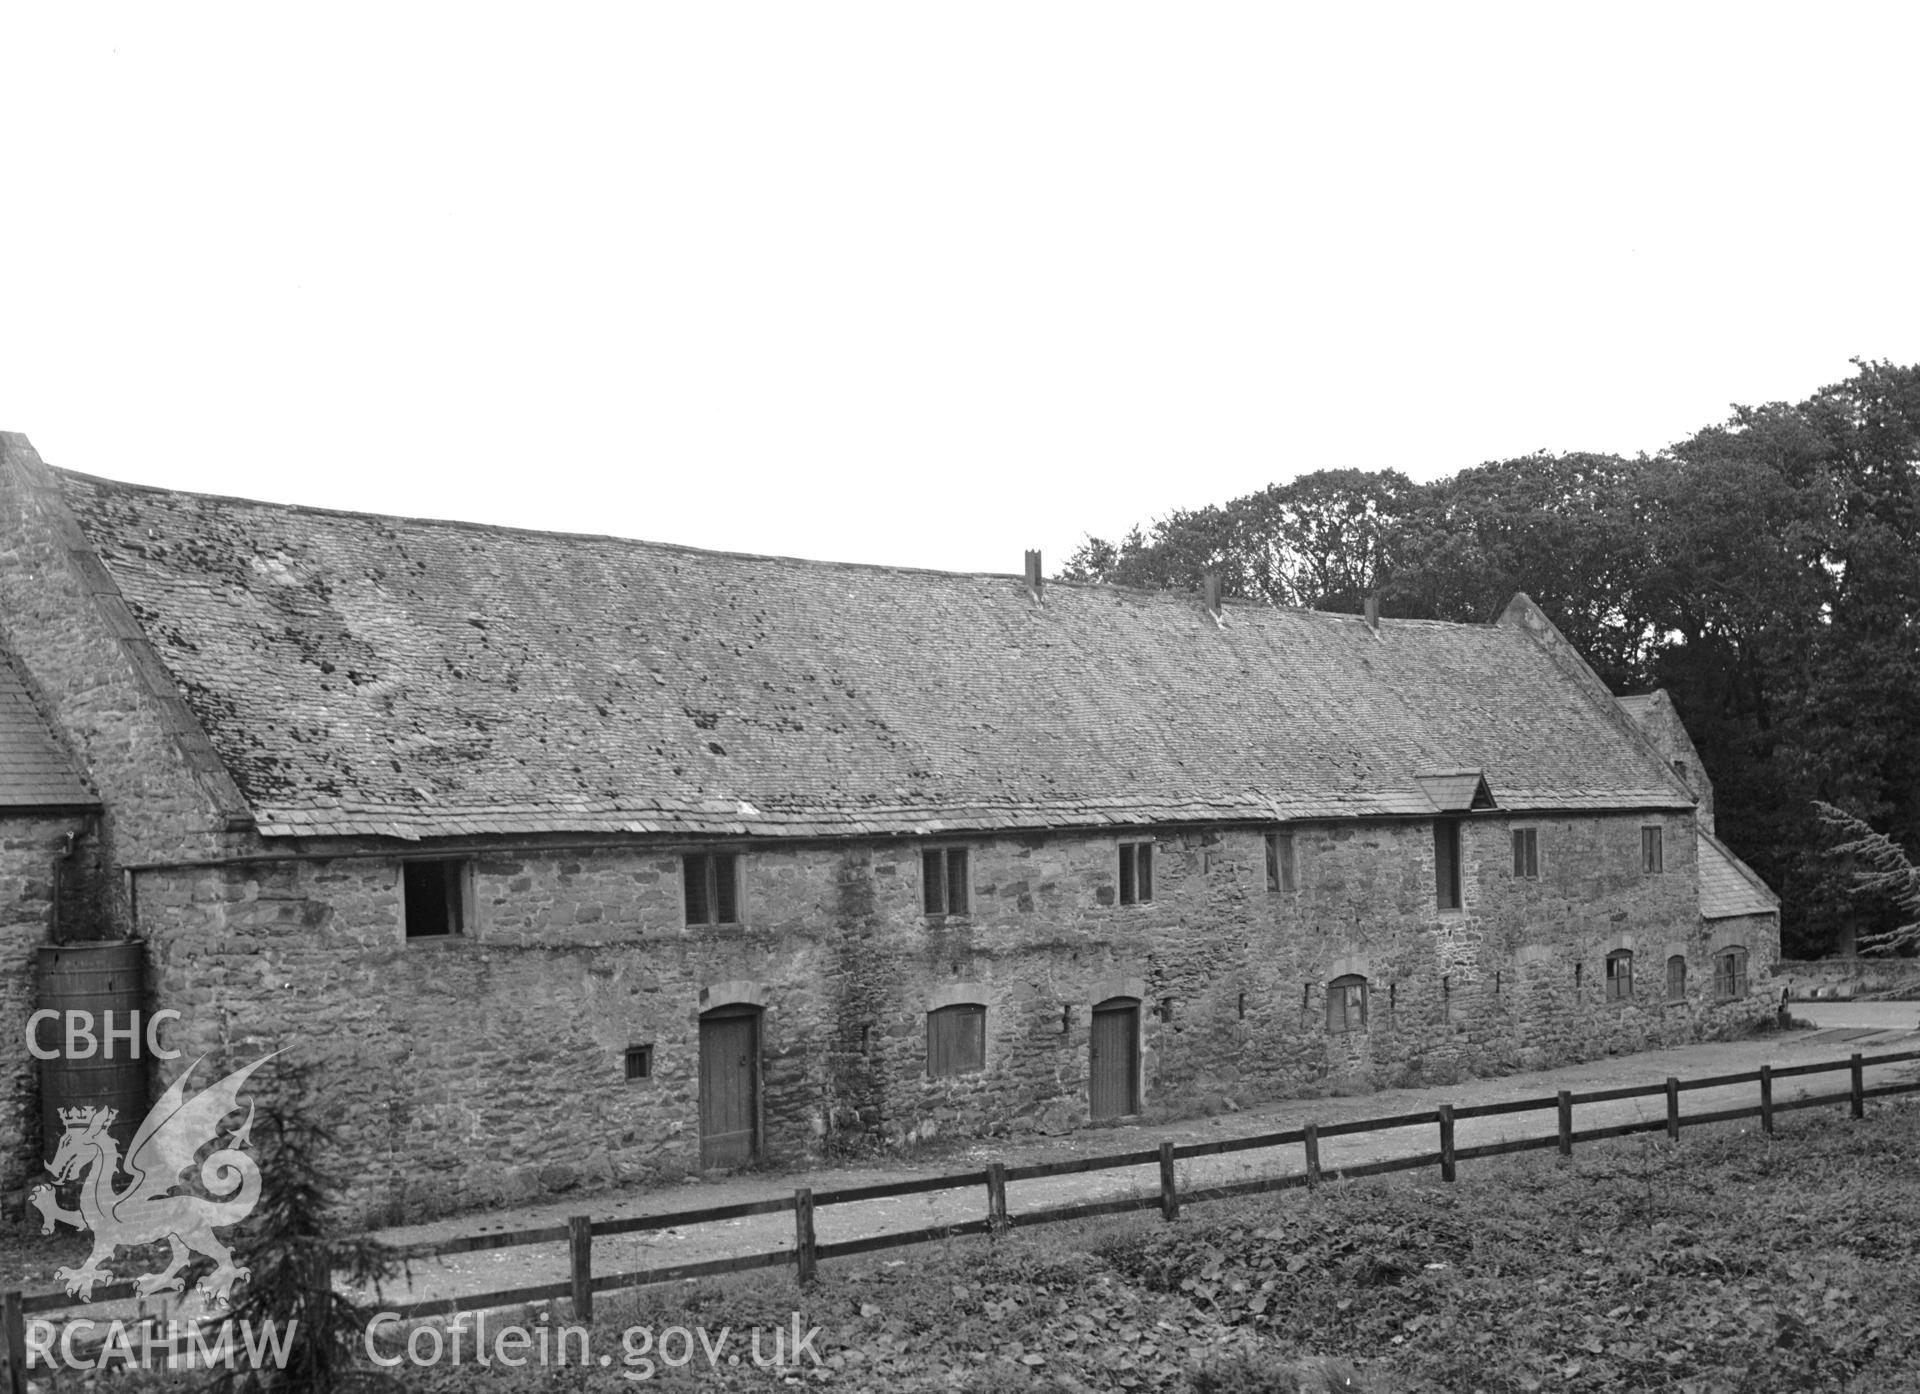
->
1024, 549, 1043, 602
1364, 593, 1380, 632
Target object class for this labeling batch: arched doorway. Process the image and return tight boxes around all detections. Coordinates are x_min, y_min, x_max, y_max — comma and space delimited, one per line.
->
1089, 997, 1141, 1120
699, 1004, 761, 1167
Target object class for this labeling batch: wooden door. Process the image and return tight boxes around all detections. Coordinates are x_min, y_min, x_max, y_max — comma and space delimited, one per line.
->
1089, 998, 1140, 1120
699, 1007, 760, 1167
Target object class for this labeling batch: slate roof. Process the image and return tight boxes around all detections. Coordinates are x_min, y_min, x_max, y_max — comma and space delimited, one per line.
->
1615, 693, 1657, 724
48, 469, 1696, 841
1698, 831, 1779, 920
0, 649, 98, 810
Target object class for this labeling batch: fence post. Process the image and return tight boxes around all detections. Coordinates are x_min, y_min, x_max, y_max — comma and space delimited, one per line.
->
794, 1188, 818, 1285
1303, 1124, 1322, 1187
1158, 1140, 1180, 1221
568, 1215, 593, 1324
1760, 1065, 1774, 1135
1438, 1105, 1456, 1183
1665, 1077, 1680, 1141
1557, 1090, 1573, 1157
1851, 1053, 1865, 1119
986, 1162, 1009, 1233
3, 1289, 25, 1394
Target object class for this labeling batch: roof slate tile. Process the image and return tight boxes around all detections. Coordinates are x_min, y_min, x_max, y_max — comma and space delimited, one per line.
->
54, 470, 1694, 840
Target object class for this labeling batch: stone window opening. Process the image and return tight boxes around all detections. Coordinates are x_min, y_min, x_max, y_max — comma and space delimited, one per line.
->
403, 859, 470, 939
928, 1003, 986, 1078
1434, 819, 1463, 911
1666, 954, 1688, 1002
1641, 826, 1665, 874
683, 851, 740, 925
1714, 946, 1749, 1001
1606, 949, 1634, 1002
1512, 828, 1539, 879
1266, 831, 1296, 892
1326, 974, 1368, 1035
1574, 962, 1584, 992
1118, 839, 1154, 906
921, 846, 971, 917
1237, 991, 1246, 1020
624, 1044, 653, 1081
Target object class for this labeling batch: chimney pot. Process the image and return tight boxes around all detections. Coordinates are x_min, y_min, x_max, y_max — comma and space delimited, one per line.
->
1024, 549, 1043, 601
1364, 593, 1380, 631
1203, 573, 1222, 615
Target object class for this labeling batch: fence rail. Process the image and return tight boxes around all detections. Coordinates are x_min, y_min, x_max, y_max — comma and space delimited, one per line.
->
7, 1045, 1920, 1388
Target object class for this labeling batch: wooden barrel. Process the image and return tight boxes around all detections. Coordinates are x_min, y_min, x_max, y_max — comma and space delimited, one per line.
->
35, 939, 152, 1174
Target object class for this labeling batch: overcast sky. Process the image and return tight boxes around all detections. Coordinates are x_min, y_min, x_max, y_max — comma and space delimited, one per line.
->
4, 5, 1917, 575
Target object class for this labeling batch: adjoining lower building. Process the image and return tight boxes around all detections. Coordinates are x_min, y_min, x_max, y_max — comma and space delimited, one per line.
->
0, 432, 1779, 1217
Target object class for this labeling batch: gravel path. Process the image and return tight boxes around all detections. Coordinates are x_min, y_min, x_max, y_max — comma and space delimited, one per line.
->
17, 1008, 1917, 1331
349, 1013, 1920, 1317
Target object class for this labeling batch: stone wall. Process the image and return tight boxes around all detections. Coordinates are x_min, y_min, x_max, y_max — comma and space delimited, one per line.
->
120, 808, 1775, 1222
1774, 955, 1913, 1000
0, 437, 247, 933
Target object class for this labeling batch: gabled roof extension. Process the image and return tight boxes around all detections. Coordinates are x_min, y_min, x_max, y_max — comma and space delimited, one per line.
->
1415, 770, 1496, 812
0, 649, 98, 810
1698, 830, 1780, 921
42, 468, 1697, 841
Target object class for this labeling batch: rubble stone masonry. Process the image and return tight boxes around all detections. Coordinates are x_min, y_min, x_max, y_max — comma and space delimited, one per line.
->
120, 812, 1772, 1221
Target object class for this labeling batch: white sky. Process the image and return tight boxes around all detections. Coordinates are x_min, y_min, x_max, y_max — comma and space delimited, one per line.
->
4, 4, 1918, 575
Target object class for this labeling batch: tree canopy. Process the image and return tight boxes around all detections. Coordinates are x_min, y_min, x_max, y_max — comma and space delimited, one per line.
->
1061, 360, 1920, 958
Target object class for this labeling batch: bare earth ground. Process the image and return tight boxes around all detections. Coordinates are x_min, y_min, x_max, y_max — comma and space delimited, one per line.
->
10, 1003, 1919, 1327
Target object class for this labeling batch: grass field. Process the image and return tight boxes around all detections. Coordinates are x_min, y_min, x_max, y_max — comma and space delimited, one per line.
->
21, 1100, 1920, 1392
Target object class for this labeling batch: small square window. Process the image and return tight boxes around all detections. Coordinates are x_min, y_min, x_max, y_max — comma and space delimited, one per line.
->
404, 860, 469, 939
1641, 826, 1664, 874
1434, 819, 1462, 910
624, 1044, 654, 1081
1266, 832, 1296, 892
1119, 841, 1154, 906
1606, 949, 1633, 1002
1511, 828, 1539, 879
1327, 975, 1368, 1034
684, 852, 741, 925
922, 847, 970, 916
928, 1004, 986, 1078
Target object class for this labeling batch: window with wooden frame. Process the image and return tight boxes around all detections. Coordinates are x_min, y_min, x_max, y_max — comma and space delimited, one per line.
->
1641, 826, 1665, 874
1511, 828, 1539, 879
1118, 840, 1154, 906
403, 860, 470, 939
1266, 831, 1296, 892
1605, 949, 1633, 1002
927, 1003, 986, 1078
1666, 954, 1688, 1002
683, 851, 740, 925
1434, 819, 1462, 910
1713, 946, 1748, 1001
624, 1044, 654, 1081
921, 847, 971, 917
1326, 975, 1368, 1034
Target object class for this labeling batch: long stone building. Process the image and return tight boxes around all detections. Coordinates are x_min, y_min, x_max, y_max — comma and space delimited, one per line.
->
0, 432, 1778, 1217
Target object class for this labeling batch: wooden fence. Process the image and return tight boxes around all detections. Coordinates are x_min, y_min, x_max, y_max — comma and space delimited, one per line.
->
6, 1046, 1920, 1389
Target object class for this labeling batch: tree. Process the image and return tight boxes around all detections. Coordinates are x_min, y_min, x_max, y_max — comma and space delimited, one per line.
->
1815, 802, 1920, 955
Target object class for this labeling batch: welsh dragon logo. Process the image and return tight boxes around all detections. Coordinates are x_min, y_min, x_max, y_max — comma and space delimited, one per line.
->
29, 1053, 277, 1307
